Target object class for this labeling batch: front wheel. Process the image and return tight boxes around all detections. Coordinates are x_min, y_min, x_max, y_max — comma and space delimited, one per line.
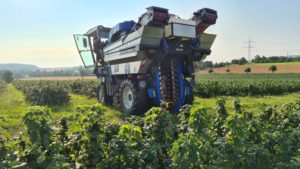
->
119, 79, 147, 114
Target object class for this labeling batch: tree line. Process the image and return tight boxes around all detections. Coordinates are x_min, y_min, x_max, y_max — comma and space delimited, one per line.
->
0, 66, 92, 82
199, 55, 300, 70
199, 57, 248, 70
252, 55, 300, 63
28, 67, 91, 78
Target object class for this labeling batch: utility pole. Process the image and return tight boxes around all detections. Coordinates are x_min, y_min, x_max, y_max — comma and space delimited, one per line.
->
247, 37, 255, 62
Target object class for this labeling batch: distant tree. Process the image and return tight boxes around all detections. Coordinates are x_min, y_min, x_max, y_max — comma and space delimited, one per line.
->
208, 68, 214, 74
244, 67, 251, 74
231, 59, 239, 64
269, 65, 277, 73
213, 62, 231, 68
199, 61, 213, 70
252, 55, 300, 63
79, 67, 86, 80
239, 57, 248, 65
226, 69, 230, 74
252, 55, 261, 63
1, 70, 14, 83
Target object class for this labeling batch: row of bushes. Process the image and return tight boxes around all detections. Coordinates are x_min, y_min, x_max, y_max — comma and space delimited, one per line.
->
13, 76, 300, 106
1, 99, 299, 168
195, 79, 300, 97
12, 80, 99, 106
13, 81, 70, 106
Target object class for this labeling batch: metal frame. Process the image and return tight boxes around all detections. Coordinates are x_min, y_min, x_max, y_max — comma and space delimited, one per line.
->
73, 34, 96, 68
165, 23, 196, 39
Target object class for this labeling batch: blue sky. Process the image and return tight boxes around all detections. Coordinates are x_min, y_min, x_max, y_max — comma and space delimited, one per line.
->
0, 0, 300, 67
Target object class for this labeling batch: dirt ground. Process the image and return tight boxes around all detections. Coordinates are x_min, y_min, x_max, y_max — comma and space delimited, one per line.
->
199, 64, 300, 74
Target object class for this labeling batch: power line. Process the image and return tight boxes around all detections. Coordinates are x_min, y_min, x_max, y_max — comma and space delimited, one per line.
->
248, 37, 254, 61
245, 37, 255, 61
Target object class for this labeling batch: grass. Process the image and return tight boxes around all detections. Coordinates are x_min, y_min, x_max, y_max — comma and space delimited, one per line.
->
193, 93, 300, 115
0, 84, 123, 136
0, 84, 27, 135
50, 94, 125, 124
1, 84, 300, 135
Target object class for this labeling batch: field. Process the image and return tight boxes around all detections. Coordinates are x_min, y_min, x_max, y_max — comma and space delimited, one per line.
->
195, 73, 300, 97
199, 62, 300, 74
20, 76, 96, 81
1, 74, 300, 168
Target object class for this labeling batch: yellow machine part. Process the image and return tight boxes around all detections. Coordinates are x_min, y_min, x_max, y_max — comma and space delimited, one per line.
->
199, 33, 216, 49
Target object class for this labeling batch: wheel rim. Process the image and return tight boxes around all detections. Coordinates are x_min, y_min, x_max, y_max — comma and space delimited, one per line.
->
122, 86, 133, 109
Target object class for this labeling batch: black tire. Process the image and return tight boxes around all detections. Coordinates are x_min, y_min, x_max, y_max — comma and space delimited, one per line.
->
96, 81, 112, 106
119, 79, 147, 114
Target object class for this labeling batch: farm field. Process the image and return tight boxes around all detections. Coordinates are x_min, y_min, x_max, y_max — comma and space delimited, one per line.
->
1, 75, 300, 168
195, 73, 300, 97
20, 76, 96, 81
2, 1, 300, 168
0, 84, 121, 134
1, 83, 299, 134
199, 62, 300, 74
197, 73, 300, 80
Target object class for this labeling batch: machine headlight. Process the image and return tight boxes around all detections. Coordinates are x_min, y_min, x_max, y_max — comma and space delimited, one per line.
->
139, 80, 147, 88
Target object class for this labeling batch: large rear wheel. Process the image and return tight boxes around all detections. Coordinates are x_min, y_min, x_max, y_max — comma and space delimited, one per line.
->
119, 79, 147, 114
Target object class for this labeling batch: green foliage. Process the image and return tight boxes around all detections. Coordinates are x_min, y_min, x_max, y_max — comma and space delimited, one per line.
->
144, 108, 176, 145
238, 57, 248, 65
119, 124, 142, 141
195, 74, 300, 97
13, 79, 98, 98
252, 55, 300, 63
13, 81, 70, 106
199, 61, 213, 70
0, 70, 14, 83
269, 65, 277, 73
23, 107, 52, 147
67, 80, 98, 97
231, 57, 248, 65
244, 67, 251, 74
0, 80, 6, 93
208, 68, 214, 74
0, 100, 299, 168
170, 132, 202, 169
13, 74, 300, 103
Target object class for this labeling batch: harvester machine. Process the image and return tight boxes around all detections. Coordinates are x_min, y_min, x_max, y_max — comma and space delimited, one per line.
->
74, 6, 217, 113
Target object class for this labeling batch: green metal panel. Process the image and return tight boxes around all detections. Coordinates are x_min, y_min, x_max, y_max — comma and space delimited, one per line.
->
140, 26, 164, 46
199, 33, 216, 49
